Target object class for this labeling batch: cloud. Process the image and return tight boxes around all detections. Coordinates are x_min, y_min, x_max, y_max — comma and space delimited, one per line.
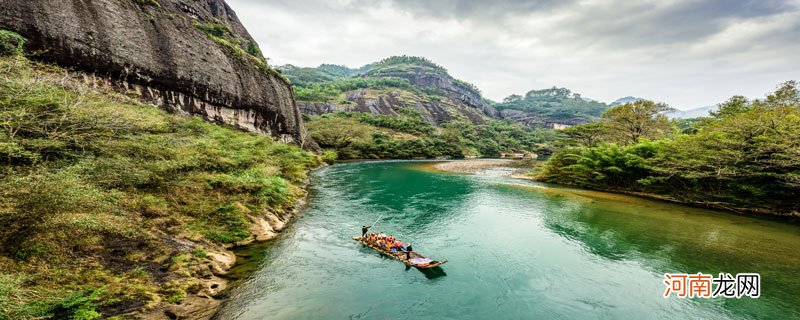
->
227, 0, 800, 109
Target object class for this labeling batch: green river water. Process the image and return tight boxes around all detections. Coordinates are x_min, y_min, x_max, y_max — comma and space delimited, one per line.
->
214, 161, 800, 320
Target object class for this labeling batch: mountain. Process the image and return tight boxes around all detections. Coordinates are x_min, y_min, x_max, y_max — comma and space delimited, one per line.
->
494, 87, 610, 128
284, 57, 607, 129
0, 0, 312, 148
610, 97, 718, 119
664, 105, 718, 119
610, 96, 644, 106
282, 56, 496, 125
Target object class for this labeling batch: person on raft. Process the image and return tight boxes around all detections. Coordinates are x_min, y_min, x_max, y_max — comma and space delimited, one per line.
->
361, 225, 371, 237
405, 243, 413, 260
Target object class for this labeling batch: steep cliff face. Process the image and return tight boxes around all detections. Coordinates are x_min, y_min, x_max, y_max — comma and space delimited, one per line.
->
0, 0, 313, 148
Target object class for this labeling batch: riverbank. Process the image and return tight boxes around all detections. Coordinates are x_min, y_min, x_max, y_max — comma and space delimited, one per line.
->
0, 55, 325, 320
429, 159, 799, 220
142, 175, 319, 320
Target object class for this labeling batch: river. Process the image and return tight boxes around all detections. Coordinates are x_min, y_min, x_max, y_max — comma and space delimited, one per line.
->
214, 161, 800, 320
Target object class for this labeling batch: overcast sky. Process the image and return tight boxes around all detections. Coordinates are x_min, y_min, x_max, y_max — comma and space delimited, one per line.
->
227, 0, 800, 109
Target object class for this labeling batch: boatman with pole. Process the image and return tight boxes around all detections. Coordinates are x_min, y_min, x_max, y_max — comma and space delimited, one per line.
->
361, 225, 371, 237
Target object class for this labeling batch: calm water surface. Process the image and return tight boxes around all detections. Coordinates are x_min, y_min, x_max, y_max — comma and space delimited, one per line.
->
215, 161, 800, 320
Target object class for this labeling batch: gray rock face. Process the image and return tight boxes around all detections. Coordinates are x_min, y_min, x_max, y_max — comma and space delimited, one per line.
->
498, 109, 584, 129
297, 64, 497, 125
381, 69, 497, 119
0, 0, 315, 149
299, 89, 490, 125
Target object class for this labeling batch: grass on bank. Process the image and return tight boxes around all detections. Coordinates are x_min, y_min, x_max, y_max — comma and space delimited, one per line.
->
0, 49, 321, 319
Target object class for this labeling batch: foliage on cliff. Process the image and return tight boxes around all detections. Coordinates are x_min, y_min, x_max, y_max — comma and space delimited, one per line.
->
193, 20, 286, 81
539, 82, 800, 216
0, 55, 321, 319
305, 110, 556, 159
496, 87, 610, 124
365, 56, 450, 79
281, 55, 479, 104
0, 30, 25, 55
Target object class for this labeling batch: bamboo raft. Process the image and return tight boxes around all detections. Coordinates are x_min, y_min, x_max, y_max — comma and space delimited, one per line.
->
353, 236, 448, 269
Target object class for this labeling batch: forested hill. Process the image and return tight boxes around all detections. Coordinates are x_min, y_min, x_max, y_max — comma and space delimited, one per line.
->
280, 56, 558, 160
495, 87, 610, 128
280, 56, 495, 125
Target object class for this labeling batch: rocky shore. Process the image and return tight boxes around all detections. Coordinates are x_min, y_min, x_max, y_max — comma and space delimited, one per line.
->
142, 175, 317, 320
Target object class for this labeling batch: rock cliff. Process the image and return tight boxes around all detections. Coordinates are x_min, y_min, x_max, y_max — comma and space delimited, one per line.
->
286, 56, 496, 125
365, 63, 497, 119
299, 88, 491, 125
0, 0, 314, 148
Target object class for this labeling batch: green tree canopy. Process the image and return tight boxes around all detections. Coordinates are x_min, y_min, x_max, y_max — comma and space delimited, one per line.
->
601, 100, 674, 145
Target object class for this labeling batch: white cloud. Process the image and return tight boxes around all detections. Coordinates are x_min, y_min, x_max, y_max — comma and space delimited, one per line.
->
228, 0, 800, 109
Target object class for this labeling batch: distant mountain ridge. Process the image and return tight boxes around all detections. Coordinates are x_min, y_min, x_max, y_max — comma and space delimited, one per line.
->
281, 57, 613, 128
610, 96, 644, 106
664, 105, 718, 119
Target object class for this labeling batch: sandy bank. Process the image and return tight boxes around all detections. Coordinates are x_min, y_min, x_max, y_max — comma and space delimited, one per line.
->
422, 159, 537, 180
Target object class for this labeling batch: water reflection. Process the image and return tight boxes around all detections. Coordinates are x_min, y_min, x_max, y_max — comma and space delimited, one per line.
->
500, 183, 800, 319
316, 161, 473, 235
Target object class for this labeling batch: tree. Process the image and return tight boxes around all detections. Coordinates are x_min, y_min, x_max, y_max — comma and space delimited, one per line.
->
558, 122, 608, 147
305, 117, 372, 148
710, 95, 750, 119
503, 94, 523, 103
764, 80, 799, 108
602, 100, 674, 145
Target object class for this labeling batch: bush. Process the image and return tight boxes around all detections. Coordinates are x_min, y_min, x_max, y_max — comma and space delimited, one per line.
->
0, 30, 25, 56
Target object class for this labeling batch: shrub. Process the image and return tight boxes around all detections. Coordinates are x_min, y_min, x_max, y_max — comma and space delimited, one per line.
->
0, 30, 25, 56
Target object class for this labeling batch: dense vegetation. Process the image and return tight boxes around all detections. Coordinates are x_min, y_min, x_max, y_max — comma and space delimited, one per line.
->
279, 64, 371, 86
0, 51, 322, 319
496, 87, 609, 124
539, 82, 800, 216
305, 110, 556, 159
